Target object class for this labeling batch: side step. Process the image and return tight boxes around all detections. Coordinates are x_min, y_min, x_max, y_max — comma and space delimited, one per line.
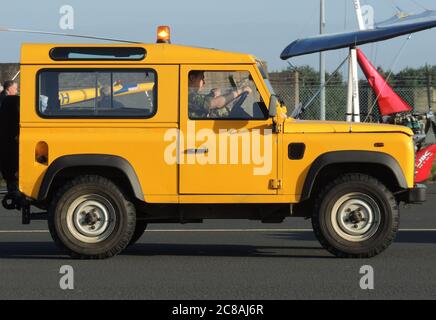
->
1, 191, 47, 225
22, 205, 47, 224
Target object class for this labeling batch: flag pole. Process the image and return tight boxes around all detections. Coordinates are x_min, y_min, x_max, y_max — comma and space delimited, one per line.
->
320, 0, 326, 120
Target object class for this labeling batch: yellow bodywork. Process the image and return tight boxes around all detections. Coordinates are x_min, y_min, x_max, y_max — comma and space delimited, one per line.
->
17, 43, 415, 204
282, 119, 415, 201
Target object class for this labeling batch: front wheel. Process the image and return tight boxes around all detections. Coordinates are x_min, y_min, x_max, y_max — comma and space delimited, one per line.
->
312, 173, 399, 258
48, 175, 136, 259
128, 221, 148, 247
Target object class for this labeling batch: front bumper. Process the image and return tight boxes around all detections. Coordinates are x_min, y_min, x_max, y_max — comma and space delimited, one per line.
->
399, 184, 427, 204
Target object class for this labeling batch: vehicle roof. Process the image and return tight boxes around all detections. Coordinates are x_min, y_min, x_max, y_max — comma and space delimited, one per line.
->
20, 43, 257, 65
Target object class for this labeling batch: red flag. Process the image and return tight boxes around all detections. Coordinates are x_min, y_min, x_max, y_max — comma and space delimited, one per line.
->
415, 144, 436, 183
356, 48, 413, 116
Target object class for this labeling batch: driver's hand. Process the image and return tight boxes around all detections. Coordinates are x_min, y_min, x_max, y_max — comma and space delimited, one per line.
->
241, 86, 252, 95
210, 88, 221, 97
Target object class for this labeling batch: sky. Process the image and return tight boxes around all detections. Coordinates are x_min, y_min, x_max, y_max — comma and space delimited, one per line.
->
0, 0, 436, 72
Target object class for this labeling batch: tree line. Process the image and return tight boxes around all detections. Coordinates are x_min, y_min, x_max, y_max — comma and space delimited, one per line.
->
281, 64, 436, 87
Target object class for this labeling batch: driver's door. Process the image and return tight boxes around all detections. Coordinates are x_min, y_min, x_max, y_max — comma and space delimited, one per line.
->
179, 65, 278, 195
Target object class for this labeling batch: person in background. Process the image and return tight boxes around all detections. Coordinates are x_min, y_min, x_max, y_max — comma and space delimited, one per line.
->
0, 80, 18, 105
0, 80, 19, 195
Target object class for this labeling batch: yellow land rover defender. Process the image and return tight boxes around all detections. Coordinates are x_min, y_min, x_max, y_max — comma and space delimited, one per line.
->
0, 33, 426, 259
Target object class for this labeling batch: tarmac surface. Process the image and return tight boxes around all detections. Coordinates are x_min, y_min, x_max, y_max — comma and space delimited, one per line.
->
0, 185, 435, 300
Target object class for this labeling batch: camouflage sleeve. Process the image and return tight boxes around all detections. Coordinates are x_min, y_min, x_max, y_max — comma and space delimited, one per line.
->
189, 93, 212, 118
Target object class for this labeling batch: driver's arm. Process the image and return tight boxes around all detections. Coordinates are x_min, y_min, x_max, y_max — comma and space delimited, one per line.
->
209, 86, 252, 109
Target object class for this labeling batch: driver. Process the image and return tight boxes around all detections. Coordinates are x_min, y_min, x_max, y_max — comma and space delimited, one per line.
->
188, 71, 252, 118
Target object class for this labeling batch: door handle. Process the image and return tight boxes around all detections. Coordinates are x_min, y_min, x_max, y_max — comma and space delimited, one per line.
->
185, 148, 209, 154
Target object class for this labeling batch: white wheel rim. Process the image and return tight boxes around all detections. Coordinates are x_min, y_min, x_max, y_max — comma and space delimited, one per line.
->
66, 194, 116, 244
330, 192, 381, 242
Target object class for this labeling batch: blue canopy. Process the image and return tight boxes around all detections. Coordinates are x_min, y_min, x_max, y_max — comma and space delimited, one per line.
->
281, 12, 436, 60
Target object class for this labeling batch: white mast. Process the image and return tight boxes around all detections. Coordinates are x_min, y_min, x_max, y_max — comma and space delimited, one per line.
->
346, 49, 361, 122
354, 0, 367, 31
347, 0, 366, 122
320, 0, 326, 120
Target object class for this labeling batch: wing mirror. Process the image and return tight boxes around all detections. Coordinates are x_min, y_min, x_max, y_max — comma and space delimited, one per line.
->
269, 95, 278, 118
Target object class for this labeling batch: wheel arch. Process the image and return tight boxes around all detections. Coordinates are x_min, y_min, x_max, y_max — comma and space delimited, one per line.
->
300, 151, 408, 202
38, 154, 144, 202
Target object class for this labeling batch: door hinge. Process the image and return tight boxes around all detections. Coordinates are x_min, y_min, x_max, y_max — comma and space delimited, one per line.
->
273, 122, 283, 133
269, 179, 282, 190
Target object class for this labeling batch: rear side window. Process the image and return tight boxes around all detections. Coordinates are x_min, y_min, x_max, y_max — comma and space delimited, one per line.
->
49, 47, 146, 61
38, 69, 156, 118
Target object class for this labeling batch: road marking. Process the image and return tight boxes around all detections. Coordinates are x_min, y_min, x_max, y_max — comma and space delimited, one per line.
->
0, 228, 436, 233
145, 228, 436, 232
398, 228, 436, 232
146, 228, 315, 232
0, 230, 49, 233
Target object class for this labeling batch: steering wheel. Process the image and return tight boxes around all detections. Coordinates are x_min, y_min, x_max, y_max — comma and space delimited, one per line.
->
229, 91, 249, 118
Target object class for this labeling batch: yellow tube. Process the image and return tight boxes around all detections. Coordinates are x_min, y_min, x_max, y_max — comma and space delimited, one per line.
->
59, 83, 154, 107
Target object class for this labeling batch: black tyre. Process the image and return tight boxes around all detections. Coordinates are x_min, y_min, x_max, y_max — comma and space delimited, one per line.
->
48, 175, 136, 259
128, 220, 147, 246
312, 173, 399, 258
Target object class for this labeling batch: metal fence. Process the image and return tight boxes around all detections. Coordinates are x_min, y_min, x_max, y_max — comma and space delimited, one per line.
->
271, 80, 433, 122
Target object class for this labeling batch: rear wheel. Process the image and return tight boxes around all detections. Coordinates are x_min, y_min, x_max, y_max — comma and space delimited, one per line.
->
48, 175, 136, 259
312, 173, 399, 258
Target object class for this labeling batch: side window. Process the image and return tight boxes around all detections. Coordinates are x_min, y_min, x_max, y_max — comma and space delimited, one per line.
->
38, 70, 156, 118
188, 70, 267, 120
